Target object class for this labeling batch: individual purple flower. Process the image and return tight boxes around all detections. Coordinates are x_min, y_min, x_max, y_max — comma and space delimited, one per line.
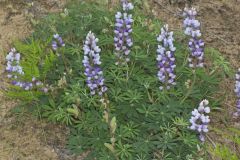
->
83, 31, 107, 96
121, 0, 134, 11
189, 99, 210, 142
114, 0, 133, 65
234, 68, 240, 117
52, 34, 65, 51
156, 24, 176, 90
183, 8, 204, 68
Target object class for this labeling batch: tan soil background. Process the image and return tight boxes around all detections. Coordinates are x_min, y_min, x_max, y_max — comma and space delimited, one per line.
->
0, 0, 240, 159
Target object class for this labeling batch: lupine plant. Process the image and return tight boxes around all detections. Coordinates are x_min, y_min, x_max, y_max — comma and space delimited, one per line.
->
4, 1, 228, 159
189, 99, 210, 142
156, 24, 176, 90
183, 7, 205, 68
234, 68, 240, 117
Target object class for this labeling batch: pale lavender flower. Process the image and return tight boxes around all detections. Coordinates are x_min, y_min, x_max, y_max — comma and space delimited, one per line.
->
121, 0, 134, 11
52, 34, 65, 51
234, 68, 240, 117
41, 87, 49, 93
156, 24, 176, 90
183, 8, 204, 68
114, 0, 133, 65
83, 31, 107, 96
189, 99, 210, 142
5, 48, 24, 79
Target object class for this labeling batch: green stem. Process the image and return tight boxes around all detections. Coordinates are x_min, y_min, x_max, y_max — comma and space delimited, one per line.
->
180, 70, 196, 104
126, 63, 129, 81
102, 95, 119, 160
126, 61, 135, 82
147, 89, 154, 103
59, 51, 69, 74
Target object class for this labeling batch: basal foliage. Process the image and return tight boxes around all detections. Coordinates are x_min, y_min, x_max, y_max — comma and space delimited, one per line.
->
4, 1, 229, 159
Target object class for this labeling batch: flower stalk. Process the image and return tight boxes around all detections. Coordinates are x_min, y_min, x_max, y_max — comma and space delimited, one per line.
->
82, 31, 108, 96
114, 0, 134, 65
183, 8, 205, 68
189, 99, 210, 142
156, 24, 176, 90
5, 48, 48, 92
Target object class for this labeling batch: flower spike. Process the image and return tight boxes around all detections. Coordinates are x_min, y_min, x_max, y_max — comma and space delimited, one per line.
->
83, 31, 107, 96
156, 24, 176, 90
183, 8, 205, 68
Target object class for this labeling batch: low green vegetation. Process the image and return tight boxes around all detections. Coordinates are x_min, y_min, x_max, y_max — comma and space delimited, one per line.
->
4, 0, 237, 159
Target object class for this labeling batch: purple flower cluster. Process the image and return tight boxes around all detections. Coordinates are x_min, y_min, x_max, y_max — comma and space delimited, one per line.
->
183, 8, 204, 68
114, 0, 133, 65
121, 0, 134, 11
234, 68, 240, 117
83, 31, 107, 96
52, 34, 65, 51
5, 48, 48, 92
156, 24, 176, 90
6, 48, 24, 78
189, 99, 210, 142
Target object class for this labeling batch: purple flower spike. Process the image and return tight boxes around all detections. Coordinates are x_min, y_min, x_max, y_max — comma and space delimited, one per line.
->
189, 99, 210, 142
83, 31, 107, 96
5, 48, 48, 93
183, 8, 204, 68
5, 48, 24, 78
114, 0, 134, 65
52, 34, 65, 51
156, 24, 176, 90
234, 68, 240, 117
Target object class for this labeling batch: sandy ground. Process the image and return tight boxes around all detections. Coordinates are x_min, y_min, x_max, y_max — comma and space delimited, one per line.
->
0, 0, 240, 159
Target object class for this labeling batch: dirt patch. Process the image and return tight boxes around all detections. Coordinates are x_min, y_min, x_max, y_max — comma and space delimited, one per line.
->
0, 1, 80, 160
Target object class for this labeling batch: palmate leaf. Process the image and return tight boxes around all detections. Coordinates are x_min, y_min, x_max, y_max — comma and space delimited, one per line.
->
67, 133, 87, 155
132, 135, 156, 155
116, 141, 134, 160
